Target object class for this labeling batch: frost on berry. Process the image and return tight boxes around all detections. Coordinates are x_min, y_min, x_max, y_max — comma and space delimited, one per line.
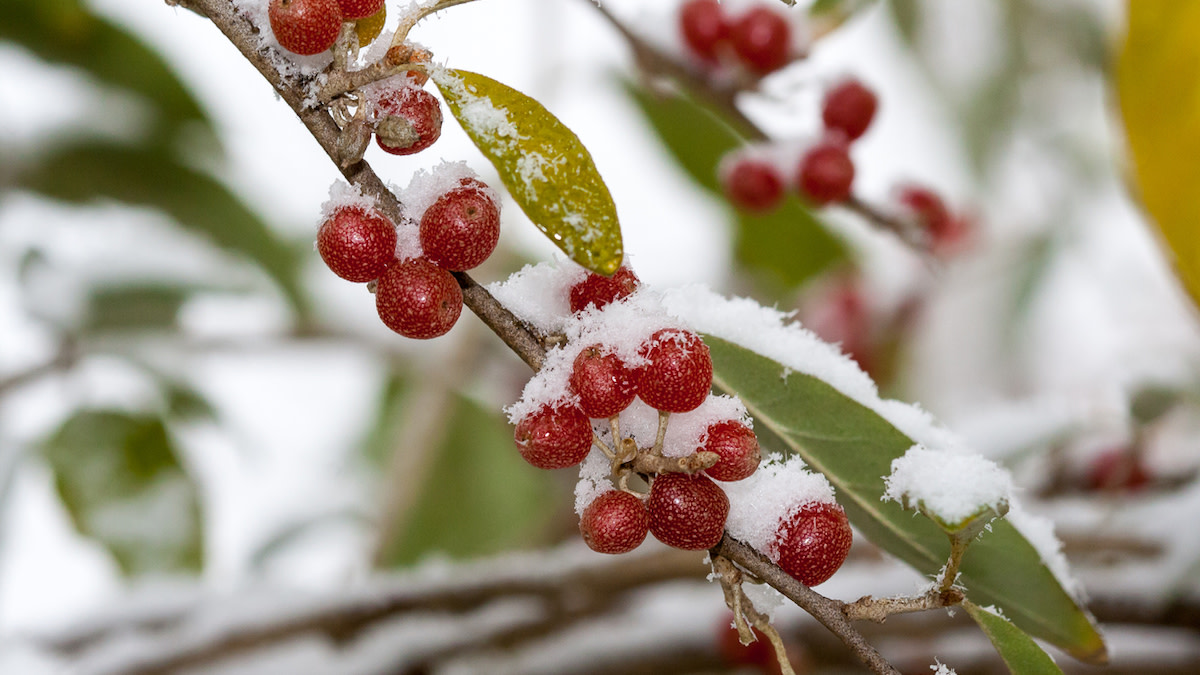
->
419, 185, 501, 271
514, 404, 593, 470
374, 258, 462, 339
773, 502, 852, 587
374, 85, 443, 155
822, 78, 879, 142
568, 266, 640, 314
730, 7, 792, 74
679, 0, 730, 64
702, 420, 760, 482
569, 345, 638, 419
637, 329, 713, 413
268, 0, 342, 56
579, 490, 650, 554
316, 206, 397, 282
797, 140, 854, 206
720, 154, 784, 214
337, 0, 383, 20
648, 472, 729, 550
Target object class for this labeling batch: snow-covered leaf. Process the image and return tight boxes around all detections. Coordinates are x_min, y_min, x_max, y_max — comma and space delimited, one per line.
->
705, 336, 1105, 663
41, 411, 204, 576
434, 69, 624, 275
965, 601, 1064, 675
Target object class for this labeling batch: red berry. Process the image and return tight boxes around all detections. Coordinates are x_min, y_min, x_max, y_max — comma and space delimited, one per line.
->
802, 275, 874, 374
716, 617, 774, 672
268, 0, 343, 56
568, 266, 640, 313
514, 404, 593, 470
679, 0, 730, 63
374, 86, 443, 155
822, 78, 878, 142
721, 155, 784, 213
570, 345, 637, 419
375, 258, 462, 339
647, 472, 729, 550
316, 206, 397, 282
337, 0, 383, 20
419, 186, 501, 271
703, 421, 760, 482
897, 185, 971, 255
797, 140, 854, 206
637, 329, 712, 413
774, 502, 852, 587
580, 490, 650, 554
730, 7, 791, 74
1086, 447, 1151, 492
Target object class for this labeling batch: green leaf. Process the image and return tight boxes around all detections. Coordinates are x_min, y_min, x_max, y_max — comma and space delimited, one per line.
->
433, 69, 623, 275
965, 601, 1065, 675
626, 83, 846, 288
14, 141, 307, 315
0, 0, 212, 142
41, 410, 204, 575
376, 394, 556, 567
84, 284, 189, 333
704, 336, 1106, 663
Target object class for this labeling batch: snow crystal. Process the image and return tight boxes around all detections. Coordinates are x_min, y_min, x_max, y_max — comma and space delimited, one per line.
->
882, 445, 1012, 528
657, 395, 750, 458
742, 580, 786, 619
318, 181, 380, 223
930, 660, 957, 675
487, 260, 587, 334
430, 67, 521, 142
722, 454, 837, 557
1006, 501, 1085, 601
395, 160, 488, 223
395, 223, 422, 261
574, 448, 614, 515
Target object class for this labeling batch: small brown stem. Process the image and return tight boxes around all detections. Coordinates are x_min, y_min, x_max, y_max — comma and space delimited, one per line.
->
843, 588, 964, 623
593, 433, 615, 459
631, 451, 719, 475
939, 534, 970, 593
652, 410, 669, 455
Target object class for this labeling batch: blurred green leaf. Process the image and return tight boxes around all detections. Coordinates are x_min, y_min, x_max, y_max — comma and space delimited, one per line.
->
626, 83, 846, 288
163, 382, 218, 422
84, 284, 189, 333
966, 601, 1065, 674
14, 141, 307, 315
705, 336, 1107, 663
360, 370, 410, 468
42, 410, 203, 575
377, 395, 556, 567
434, 69, 624, 275
0, 0, 212, 142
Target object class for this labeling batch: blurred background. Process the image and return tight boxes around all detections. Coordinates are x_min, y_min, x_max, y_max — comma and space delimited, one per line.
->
2, 0, 1200, 672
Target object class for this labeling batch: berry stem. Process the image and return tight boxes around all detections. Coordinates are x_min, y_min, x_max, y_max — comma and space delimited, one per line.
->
652, 410, 670, 456
713, 556, 797, 675
592, 432, 616, 460
938, 531, 971, 593
631, 450, 719, 476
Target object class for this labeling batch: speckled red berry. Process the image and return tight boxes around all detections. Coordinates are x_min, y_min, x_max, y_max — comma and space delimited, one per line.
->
637, 329, 712, 413
337, 0, 383, 20
316, 206, 396, 282
721, 155, 784, 213
703, 420, 760, 482
375, 258, 462, 339
568, 266, 640, 314
514, 404, 593, 470
269, 0, 342, 56
731, 7, 791, 74
374, 86, 443, 155
580, 490, 649, 554
419, 186, 500, 271
774, 502, 852, 587
822, 78, 878, 142
797, 140, 854, 206
680, 0, 730, 64
570, 345, 637, 419
648, 472, 729, 550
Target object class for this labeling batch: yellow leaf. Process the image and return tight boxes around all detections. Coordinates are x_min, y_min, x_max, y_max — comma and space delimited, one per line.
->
1118, 1, 1200, 306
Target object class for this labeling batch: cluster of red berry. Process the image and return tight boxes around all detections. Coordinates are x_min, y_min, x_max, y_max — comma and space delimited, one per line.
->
268, 0, 384, 56
679, 0, 797, 75
720, 77, 876, 214
316, 175, 501, 339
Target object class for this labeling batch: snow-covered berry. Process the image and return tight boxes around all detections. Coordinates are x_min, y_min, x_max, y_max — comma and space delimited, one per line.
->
316, 206, 397, 282
774, 502, 852, 586
822, 78, 878, 142
419, 186, 501, 271
514, 404, 593, 470
268, 0, 342, 56
647, 472, 729, 550
570, 345, 638, 419
797, 140, 854, 206
637, 329, 713, 413
375, 258, 462, 339
580, 490, 650, 554
374, 86, 443, 156
568, 266, 640, 314
703, 420, 760, 482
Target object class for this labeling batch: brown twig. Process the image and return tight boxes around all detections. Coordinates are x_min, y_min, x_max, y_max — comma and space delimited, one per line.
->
843, 588, 964, 623
630, 450, 719, 475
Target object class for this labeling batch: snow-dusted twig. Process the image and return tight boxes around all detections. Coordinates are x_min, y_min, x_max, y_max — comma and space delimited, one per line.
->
842, 587, 964, 623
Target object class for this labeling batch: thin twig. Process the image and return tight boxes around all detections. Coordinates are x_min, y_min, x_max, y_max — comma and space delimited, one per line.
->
842, 588, 963, 623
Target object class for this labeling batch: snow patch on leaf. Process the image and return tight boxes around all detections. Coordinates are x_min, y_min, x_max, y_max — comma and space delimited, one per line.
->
882, 445, 1012, 528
